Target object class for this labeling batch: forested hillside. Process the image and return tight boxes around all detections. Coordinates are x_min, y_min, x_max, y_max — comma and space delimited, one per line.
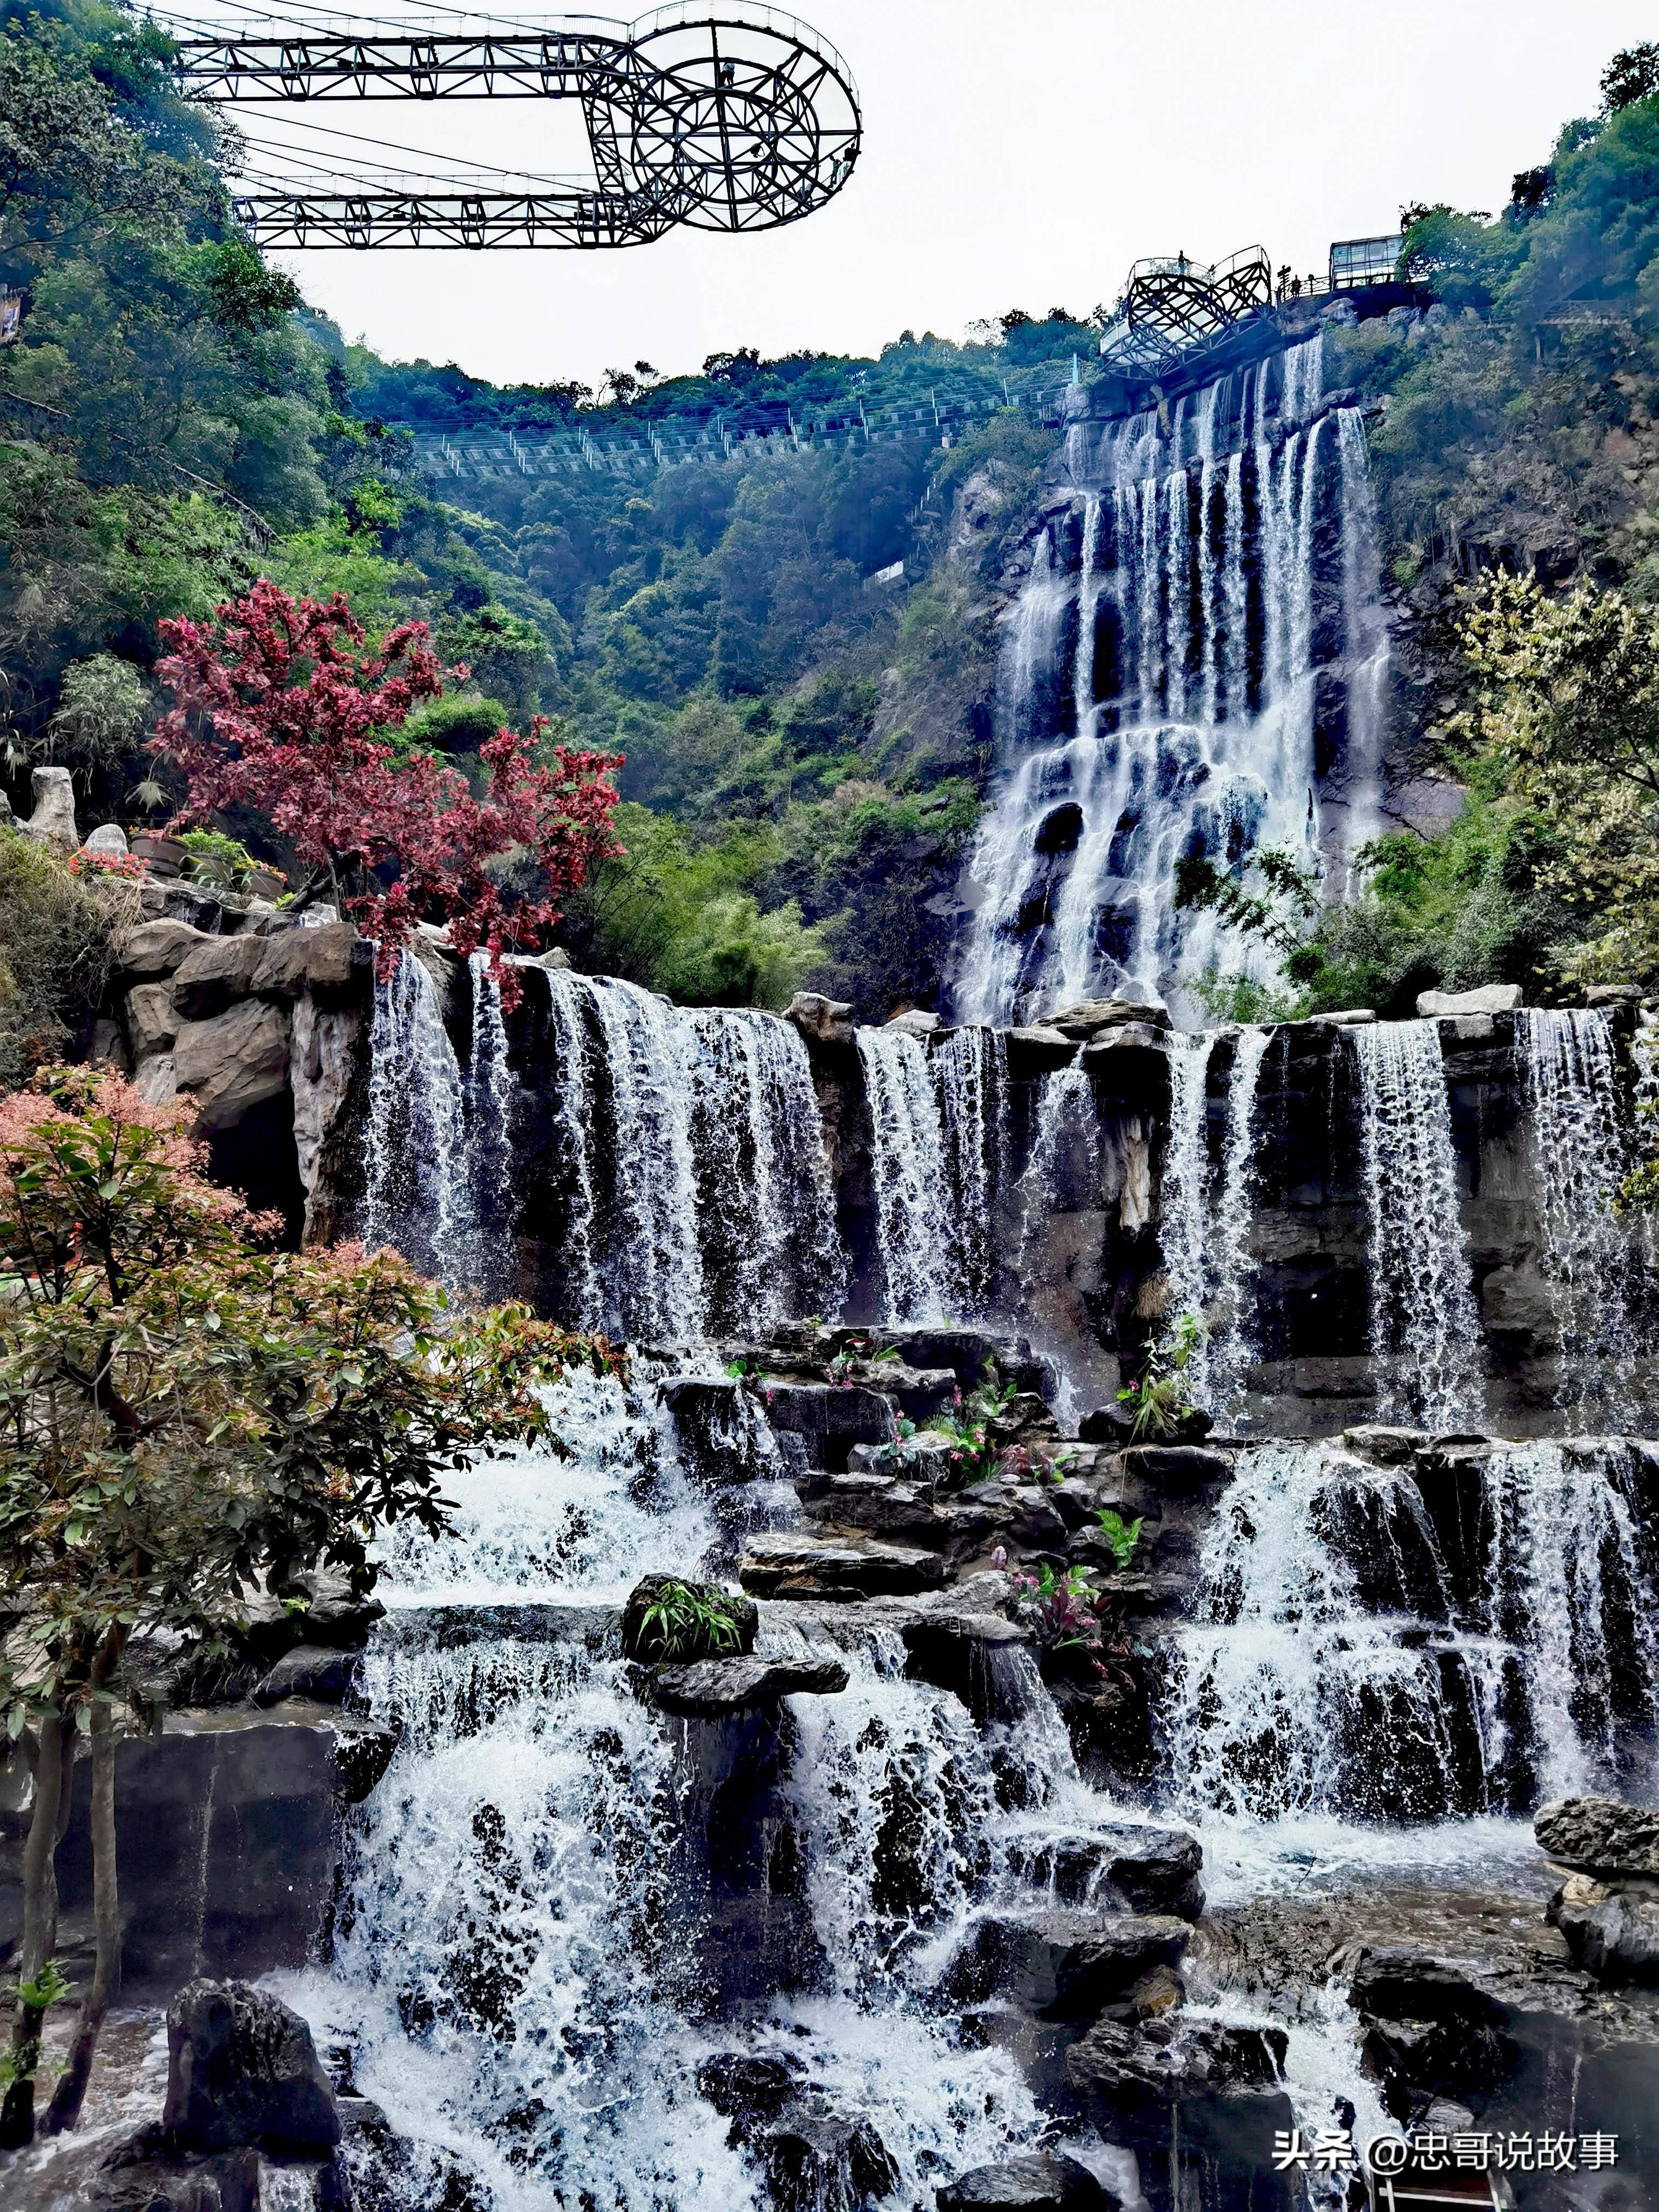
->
10, 0, 1659, 1049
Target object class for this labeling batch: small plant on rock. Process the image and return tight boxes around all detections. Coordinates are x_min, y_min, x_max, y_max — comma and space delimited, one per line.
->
632, 1580, 746, 1663
1094, 1508, 1144, 1570
1117, 1312, 1206, 1441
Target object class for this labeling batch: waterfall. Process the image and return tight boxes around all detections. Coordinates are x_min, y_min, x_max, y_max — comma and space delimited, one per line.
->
285, 1367, 1137, 2211
1352, 1021, 1483, 1429
1518, 1007, 1641, 1422
530, 973, 843, 1344
935, 1026, 1008, 1317
955, 332, 1389, 1022
857, 1025, 1007, 1324
467, 954, 517, 1294
1157, 1027, 1271, 1417
361, 952, 476, 1281
1162, 1437, 1659, 1831
858, 1026, 955, 1324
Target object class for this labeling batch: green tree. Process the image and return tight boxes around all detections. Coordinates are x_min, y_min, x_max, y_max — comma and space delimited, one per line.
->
0, 1066, 616, 2140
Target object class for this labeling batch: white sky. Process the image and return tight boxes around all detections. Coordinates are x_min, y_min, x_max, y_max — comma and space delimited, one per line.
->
263, 0, 1655, 387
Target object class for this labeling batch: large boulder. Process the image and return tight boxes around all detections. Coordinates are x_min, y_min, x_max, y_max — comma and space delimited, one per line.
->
1534, 1795, 1659, 1878
1047, 999, 1171, 1038
738, 1530, 948, 1600
759, 2108, 899, 2212
1347, 1947, 1514, 2097
938, 2151, 1118, 2209
784, 991, 855, 1047
116, 918, 217, 979
249, 922, 361, 1000
1549, 1874, 1659, 1987
163, 1979, 340, 2154
172, 1000, 292, 1129
649, 1655, 849, 1717
172, 935, 267, 1018
20, 764, 77, 849
945, 1908, 1190, 2020
1417, 983, 1521, 1017
1068, 2015, 1287, 2101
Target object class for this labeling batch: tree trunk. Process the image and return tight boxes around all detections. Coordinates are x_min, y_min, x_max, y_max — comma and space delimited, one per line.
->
43, 1627, 128, 2139
42, 1702, 117, 2136
0, 1709, 72, 2150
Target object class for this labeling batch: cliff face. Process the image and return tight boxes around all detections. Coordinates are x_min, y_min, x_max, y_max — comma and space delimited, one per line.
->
96, 882, 1648, 1441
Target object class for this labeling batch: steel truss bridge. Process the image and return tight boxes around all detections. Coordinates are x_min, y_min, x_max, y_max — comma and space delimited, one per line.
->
159, 4, 861, 248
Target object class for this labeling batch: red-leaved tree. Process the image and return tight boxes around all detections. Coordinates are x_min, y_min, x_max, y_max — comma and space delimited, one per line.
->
153, 579, 623, 1006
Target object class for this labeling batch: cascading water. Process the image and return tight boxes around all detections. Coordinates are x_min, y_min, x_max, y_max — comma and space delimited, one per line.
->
1157, 1027, 1272, 1418
529, 971, 843, 1343
467, 953, 517, 1294
858, 1026, 955, 1325
955, 332, 1390, 1022
935, 1026, 1008, 1317
361, 951, 477, 1281
284, 1372, 1165, 2211
1161, 1435, 1659, 1850
1351, 1020, 1483, 1430
1518, 1007, 1644, 1423
857, 1024, 1008, 1324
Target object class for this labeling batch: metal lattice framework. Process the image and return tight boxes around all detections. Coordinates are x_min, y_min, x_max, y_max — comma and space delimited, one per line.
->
163, 5, 861, 247
1098, 246, 1274, 378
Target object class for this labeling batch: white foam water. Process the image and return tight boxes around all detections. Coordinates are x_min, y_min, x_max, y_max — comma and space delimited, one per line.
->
1352, 1021, 1484, 1429
955, 335, 1388, 1022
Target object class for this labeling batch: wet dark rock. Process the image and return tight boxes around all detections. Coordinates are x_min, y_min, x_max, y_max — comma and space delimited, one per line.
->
1119, 1445, 1231, 1492
1550, 1873, 1659, 1986
92, 2136, 269, 2212
938, 2149, 1120, 2209
1535, 1795, 1659, 1878
901, 1610, 1030, 1716
1067, 2014, 1289, 2100
945, 1907, 1190, 2020
784, 990, 856, 1046
235, 1571, 386, 1668
759, 2108, 900, 2211
649, 1654, 849, 1717
1077, 1406, 1136, 1446
619, 1575, 759, 1662
696, 2050, 806, 2125
1088, 1823, 1204, 1917
1347, 1945, 1506, 2026
1361, 2014, 1515, 2098
165, 1980, 340, 2154
759, 1382, 895, 1469
1343, 1425, 1428, 1466
1005, 1024, 1078, 1074
660, 1377, 775, 1487
738, 1530, 948, 1599
1348, 1947, 1515, 2097
251, 1645, 360, 1708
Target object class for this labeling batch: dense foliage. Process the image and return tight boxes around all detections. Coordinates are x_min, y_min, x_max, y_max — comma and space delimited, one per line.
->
154, 578, 622, 996
0, 1063, 617, 2135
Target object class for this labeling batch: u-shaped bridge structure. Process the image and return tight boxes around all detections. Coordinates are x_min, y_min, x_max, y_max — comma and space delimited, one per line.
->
164, 5, 861, 247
